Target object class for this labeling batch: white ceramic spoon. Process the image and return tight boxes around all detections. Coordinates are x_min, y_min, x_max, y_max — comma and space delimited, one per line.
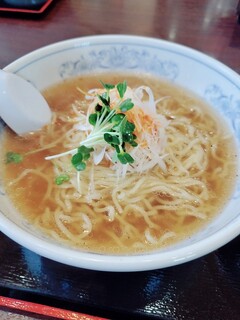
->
0, 69, 52, 135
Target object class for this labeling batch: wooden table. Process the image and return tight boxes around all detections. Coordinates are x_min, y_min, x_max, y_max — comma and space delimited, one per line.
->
0, 1, 240, 319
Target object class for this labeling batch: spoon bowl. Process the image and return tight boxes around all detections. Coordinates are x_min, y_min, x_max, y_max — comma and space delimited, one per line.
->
0, 69, 52, 135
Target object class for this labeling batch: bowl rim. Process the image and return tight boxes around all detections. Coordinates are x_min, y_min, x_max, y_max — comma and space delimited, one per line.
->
1, 209, 240, 272
4, 34, 240, 85
1, 34, 240, 272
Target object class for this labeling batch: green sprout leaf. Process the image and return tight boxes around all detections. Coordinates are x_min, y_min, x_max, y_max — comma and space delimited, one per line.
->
130, 140, 138, 147
71, 153, 84, 171
117, 152, 134, 164
117, 81, 127, 98
89, 113, 98, 126
78, 145, 94, 160
119, 98, 134, 112
100, 81, 115, 91
124, 153, 134, 163
55, 174, 70, 185
122, 132, 133, 143
104, 133, 120, 145
71, 146, 94, 171
117, 153, 128, 164
6, 152, 23, 164
74, 162, 86, 171
123, 120, 135, 133
72, 152, 83, 164
110, 113, 125, 127
97, 94, 110, 107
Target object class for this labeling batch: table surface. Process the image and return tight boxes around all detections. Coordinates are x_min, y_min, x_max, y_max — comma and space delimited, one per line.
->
1, 1, 240, 319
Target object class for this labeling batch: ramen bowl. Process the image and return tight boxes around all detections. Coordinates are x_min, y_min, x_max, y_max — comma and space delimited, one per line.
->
0, 35, 240, 272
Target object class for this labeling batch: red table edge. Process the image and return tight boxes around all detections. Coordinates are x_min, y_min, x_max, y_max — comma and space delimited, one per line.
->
0, 296, 107, 320
0, 0, 53, 14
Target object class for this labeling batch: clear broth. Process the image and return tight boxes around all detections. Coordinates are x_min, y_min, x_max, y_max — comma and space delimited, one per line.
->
2, 73, 237, 254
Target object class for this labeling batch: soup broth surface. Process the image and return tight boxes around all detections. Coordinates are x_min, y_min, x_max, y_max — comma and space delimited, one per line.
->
2, 73, 237, 254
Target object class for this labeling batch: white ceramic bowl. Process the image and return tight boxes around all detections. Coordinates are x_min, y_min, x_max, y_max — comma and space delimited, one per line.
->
0, 35, 240, 272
